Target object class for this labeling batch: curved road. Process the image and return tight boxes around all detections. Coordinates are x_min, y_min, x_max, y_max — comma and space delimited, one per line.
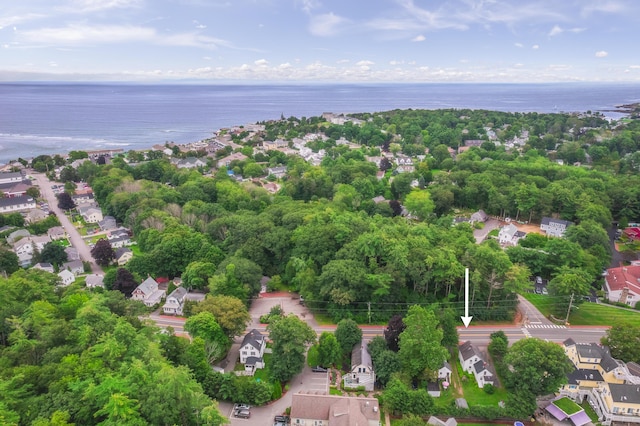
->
31, 172, 103, 274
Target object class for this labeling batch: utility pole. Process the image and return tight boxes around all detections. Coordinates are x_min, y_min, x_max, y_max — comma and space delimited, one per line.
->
367, 301, 371, 324
564, 293, 574, 325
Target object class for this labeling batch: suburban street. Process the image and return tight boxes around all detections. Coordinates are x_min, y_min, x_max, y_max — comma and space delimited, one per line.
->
143, 293, 610, 425
30, 171, 103, 274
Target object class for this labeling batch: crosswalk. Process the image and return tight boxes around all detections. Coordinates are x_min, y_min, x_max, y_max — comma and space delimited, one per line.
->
524, 324, 567, 329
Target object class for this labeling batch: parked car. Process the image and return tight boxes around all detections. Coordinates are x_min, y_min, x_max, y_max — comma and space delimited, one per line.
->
541, 288, 548, 295
311, 366, 328, 373
274, 415, 290, 423
235, 409, 250, 419
535, 287, 542, 294
535, 276, 543, 285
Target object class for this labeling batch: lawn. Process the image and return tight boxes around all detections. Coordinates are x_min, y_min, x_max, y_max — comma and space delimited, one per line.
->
455, 358, 509, 406
522, 293, 640, 327
553, 397, 582, 415
580, 400, 599, 423
253, 352, 272, 383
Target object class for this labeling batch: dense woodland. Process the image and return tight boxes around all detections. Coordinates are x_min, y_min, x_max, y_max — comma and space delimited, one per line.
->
3, 107, 640, 423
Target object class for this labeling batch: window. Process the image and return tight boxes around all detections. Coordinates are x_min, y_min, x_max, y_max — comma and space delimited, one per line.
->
242, 351, 247, 355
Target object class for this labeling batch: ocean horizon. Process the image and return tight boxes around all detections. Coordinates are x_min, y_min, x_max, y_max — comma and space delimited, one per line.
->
2, 82, 639, 164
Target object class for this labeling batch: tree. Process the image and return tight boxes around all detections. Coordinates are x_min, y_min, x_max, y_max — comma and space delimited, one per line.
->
39, 242, 68, 268
184, 312, 229, 364
398, 305, 448, 379
403, 190, 435, 221
503, 338, 573, 398
373, 349, 401, 386
384, 314, 405, 352
56, 192, 76, 211
547, 266, 592, 317
267, 314, 316, 382
601, 324, 640, 363
488, 330, 509, 360
91, 238, 115, 266
182, 261, 217, 290
112, 268, 138, 298
335, 318, 362, 355
0, 249, 20, 275
191, 294, 250, 337
317, 332, 341, 367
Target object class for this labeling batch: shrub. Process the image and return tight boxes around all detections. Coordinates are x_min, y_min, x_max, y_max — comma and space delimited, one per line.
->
483, 383, 496, 394
272, 381, 283, 400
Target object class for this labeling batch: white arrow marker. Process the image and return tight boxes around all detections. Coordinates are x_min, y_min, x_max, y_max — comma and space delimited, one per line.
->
461, 267, 473, 328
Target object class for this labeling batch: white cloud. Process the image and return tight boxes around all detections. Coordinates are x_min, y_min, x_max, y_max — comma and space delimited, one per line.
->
549, 25, 563, 36
254, 58, 269, 66
356, 60, 374, 67
549, 25, 586, 36
193, 20, 207, 29
309, 13, 348, 36
70, 0, 142, 12
595, 50, 608, 58
297, 0, 321, 14
390, 60, 404, 66
279, 63, 291, 69
411, 34, 426, 42
629, 65, 640, 69
0, 14, 45, 29
18, 24, 232, 49
336, 59, 350, 64
532, 44, 539, 50
514, 42, 523, 48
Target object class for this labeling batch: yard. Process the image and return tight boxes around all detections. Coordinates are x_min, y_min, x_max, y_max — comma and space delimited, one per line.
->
523, 293, 640, 326
553, 397, 582, 415
455, 358, 509, 407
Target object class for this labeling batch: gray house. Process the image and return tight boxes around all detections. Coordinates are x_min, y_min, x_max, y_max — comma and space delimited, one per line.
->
343, 340, 376, 391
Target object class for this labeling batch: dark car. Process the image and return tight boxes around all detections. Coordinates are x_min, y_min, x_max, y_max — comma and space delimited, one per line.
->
311, 366, 328, 373
274, 415, 290, 423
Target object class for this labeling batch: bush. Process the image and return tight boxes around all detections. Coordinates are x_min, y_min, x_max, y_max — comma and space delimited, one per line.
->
483, 383, 495, 394
271, 381, 282, 400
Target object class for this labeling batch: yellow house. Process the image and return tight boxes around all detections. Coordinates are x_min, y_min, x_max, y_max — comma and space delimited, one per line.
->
560, 339, 640, 425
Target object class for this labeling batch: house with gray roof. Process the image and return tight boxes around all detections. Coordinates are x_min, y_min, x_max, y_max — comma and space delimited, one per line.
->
98, 216, 117, 231
131, 277, 166, 307
344, 339, 375, 391
62, 260, 84, 275
470, 209, 488, 223
240, 329, 266, 373
459, 340, 494, 388
78, 205, 103, 223
0, 195, 36, 213
26, 208, 48, 224
64, 246, 79, 261
290, 393, 380, 426
33, 262, 55, 273
541, 217, 573, 237
47, 226, 67, 241
0, 171, 24, 185
115, 247, 133, 265
85, 274, 104, 288
7, 229, 30, 244
58, 269, 75, 286
162, 287, 188, 315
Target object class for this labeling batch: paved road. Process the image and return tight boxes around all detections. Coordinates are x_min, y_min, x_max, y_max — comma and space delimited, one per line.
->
473, 218, 500, 244
517, 294, 553, 325
31, 172, 103, 274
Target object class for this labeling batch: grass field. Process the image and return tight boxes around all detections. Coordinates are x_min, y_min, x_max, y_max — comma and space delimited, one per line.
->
522, 293, 640, 327
553, 397, 582, 415
455, 358, 508, 406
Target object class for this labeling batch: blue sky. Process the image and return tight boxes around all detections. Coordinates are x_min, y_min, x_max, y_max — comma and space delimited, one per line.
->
1, 0, 639, 82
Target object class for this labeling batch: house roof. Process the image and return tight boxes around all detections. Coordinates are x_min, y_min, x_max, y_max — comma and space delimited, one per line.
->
473, 359, 488, 374
115, 247, 132, 258
290, 393, 380, 425
470, 210, 488, 221
167, 286, 187, 301
351, 340, 373, 370
567, 368, 604, 385
441, 361, 452, 372
0, 195, 35, 208
609, 383, 640, 405
541, 217, 573, 227
85, 274, 104, 287
628, 362, 640, 378
34, 262, 53, 269
245, 356, 262, 366
427, 382, 440, 391
605, 265, 640, 296
58, 270, 74, 280
136, 277, 159, 296
48, 226, 66, 236
564, 338, 576, 347
63, 260, 84, 270
500, 223, 518, 238
575, 343, 604, 360
0, 171, 23, 180
459, 341, 483, 362
241, 329, 264, 351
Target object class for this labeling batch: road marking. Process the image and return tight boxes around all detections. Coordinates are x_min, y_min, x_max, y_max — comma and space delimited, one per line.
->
524, 324, 567, 329
521, 327, 532, 338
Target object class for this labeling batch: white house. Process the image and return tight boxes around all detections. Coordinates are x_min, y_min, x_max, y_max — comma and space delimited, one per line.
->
58, 269, 76, 286
0, 171, 24, 185
438, 361, 452, 382
131, 277, 166, 307
78, 206, 103, 223
0, 195, 36, 213
47, 226, 67, 241
498, 223, 518, 244
459, 341, 494, 388
62, 260, 84, 275
540, 217, 573, 237
85, 274, 104, 288
114, 247, 133, 266
240, 329, 266, 373
31, 235, 52, 251
603, 265, 640, 308
343, 340, 376, 391
162, 287, 188, 315
33, 262, 55, 273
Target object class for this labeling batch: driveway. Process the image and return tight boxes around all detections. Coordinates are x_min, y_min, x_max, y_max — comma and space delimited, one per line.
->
473, 218, 500, 244
30, 171, 103, 274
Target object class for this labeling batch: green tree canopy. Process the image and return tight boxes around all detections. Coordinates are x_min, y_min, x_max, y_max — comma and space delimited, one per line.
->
267, 314, 316, 382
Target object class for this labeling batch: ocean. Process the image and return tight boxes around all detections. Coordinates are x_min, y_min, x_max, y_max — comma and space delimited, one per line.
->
1, 82, 639, 164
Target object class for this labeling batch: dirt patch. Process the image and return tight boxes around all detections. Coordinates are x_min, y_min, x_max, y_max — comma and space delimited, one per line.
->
511, 222, 545, 235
